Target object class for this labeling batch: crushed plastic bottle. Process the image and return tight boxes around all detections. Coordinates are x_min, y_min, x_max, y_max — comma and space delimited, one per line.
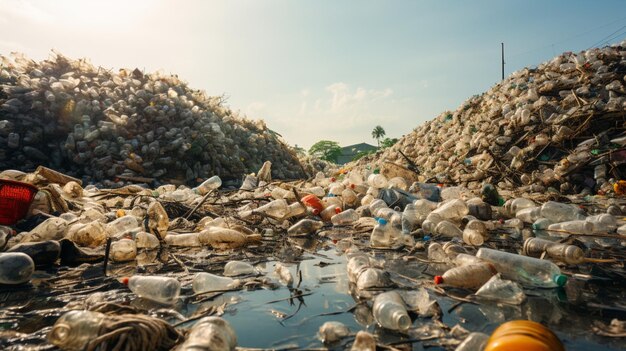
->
474, 274, 526, 305
147, 201, 169, 238
164, 233, 201, 247
124, 275, 181, 304
274, 262, 293, 285
193, 175, 222, 195
287, 219, 324, 236
331, 208, 359, 226
109, 238, 137, 262
370, 218, 401, 248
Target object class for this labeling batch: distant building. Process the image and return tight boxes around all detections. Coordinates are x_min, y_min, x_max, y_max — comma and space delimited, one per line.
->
336, 143, 378, 165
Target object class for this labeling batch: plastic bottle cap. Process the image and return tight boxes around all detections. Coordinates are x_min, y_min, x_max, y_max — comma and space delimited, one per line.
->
350, 184, 355, 189
120, 277, 130, 285
497, 197, 505, 207
434, 276, 444, 285
335, 208, 342, 214
377, 218, 388, 225
330, 177, 336, 182
553, 274, 567, 287
423, 235, 431, 241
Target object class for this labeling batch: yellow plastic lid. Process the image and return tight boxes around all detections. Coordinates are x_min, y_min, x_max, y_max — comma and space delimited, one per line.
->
485, 320, 564, 351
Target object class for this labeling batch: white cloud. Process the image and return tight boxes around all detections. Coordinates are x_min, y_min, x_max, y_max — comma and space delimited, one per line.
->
324, 82, 394, 114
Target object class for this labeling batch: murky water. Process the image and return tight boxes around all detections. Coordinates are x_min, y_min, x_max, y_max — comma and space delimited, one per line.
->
1, 243, 625, 350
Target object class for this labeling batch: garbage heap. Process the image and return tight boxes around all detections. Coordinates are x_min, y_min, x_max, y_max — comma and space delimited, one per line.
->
0, 51, 306, 187
360, 41, 626, 196
0, 162, 624, 350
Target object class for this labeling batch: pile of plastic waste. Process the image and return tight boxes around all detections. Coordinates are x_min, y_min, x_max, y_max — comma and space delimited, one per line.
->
360, 40, 626, 196
0, 51, 305, 188
0, 159, 624, 350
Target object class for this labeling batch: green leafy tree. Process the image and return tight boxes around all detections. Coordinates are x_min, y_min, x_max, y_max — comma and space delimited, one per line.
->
352, 149, 376, 162
309, 140, 342, 163
380, 137, 398, 149
372, 125, 386, 147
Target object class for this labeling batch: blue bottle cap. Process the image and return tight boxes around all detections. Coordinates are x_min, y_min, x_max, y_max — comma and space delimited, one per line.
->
377, 218, 388, 225
423, 235, 431, 241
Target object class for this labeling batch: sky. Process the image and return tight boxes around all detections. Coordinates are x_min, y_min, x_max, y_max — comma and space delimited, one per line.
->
1, 1, 626, 150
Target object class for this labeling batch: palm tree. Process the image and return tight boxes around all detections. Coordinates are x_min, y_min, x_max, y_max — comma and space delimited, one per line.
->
372, 125, 386, 147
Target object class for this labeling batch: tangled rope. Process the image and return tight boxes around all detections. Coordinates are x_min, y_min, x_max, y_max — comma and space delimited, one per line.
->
84, 313, 181, 351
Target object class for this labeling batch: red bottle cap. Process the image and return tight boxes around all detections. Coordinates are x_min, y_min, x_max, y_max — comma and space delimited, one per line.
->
120, 277, 130, 285
330, 177, 336, 182
350, 184, 355, 189
335, 207, 342, 214
434, 276, 444, 285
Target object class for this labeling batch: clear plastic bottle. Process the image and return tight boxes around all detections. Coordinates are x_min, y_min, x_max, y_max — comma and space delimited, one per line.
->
463, 219, 488, 246
422, 212, 444, 235
547, 220, 593, 234
522, 238, 584, 264
318, 321, 350, 344
372, 291, 411, 331
24, 217, 68, 242
356, 267, 391, 290
0, 252, 34, 284
331, 209, 359, 226
367, 173, 388, 189
148, 201, 169, 238
105, 215, 139, 236
223, 261, 255, 276
435, 220, 463, 238
401, 203, 419, 234
164, 233, 201, 247
193, 176, 222, 195
177, 316, 237, 351
432, 199, 469, 221
198, 227, 250, 249
341, 188, 358, 206
586, 213, 617, 233
48, 310, 105, 351
540, 201, 585, 223
370, 218, 400, 248
516, 206, 541, 223
287, 219, 323, 236
434, 262, 497, 289
347, 253, 371, 283
476, 248, 567, 288
192, 272, 239, 293
69, 221, 106, 248
274, 262, 293, 285
109, 238, 137, 262
240, 199, 289, 219
125, 275, 181, 304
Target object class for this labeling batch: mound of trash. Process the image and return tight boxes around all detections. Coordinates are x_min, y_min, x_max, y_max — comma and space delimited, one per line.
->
361, 41, 626, 196
0, 51, 305, 187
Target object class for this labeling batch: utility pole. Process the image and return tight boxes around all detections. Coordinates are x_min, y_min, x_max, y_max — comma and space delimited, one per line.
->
501, 42, 505, 80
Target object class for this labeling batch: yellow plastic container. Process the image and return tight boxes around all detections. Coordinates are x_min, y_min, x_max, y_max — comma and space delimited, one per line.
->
484, 320, 565, 351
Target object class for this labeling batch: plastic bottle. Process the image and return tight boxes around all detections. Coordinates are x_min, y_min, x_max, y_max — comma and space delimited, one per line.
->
463, 219, 488, 246
356, 267, 392, 290
240, 199, 289, 219
105, 215, 139, 236
532, 218, 553, 231
422, 212, 444, 235
476, 248, 567, 288
372, 291, 411, 331
164, 233, 201, 247
109, 238, 137, 262
540, 201, 586, 222
367, 173, 388, 188
320, 205, 342, 222
198, 227, 253, 249
286, 202, 306, 218
331, 208, 359, 226
223, 261, 255, 276
300, 194, 324, 215
341, 188, 358, 206
177, 316, 237, 351
124, 275, 181, 304
434, 262, 497, 289
148, 201, 169, 238
522, 238, 584, 264
416, 183, 441, 202
318, 321, 350, 344
432, 199, 469, 221
455, 332, 489, 351
274, 262, 293, 285
192, 272, 239, 293
193, 175, 222, 195
135, 231, 160, 249
434, 220, 463, 238
351, 331, 376, 351
347, 253, 371, 283
287, 219, 323, 236
0, 252, 35, 284
69, 221, 106, 248
547, 220, 593, 234
370, 218, 400, 248
516, 206, 542, 223
586, 213, 617, 233
484, 320, 565, 351
48, 310, 105, 351
401, 203, 419, 234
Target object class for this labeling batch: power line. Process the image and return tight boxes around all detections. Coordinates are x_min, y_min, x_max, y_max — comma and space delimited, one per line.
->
509, 15, 626, 58
588, 24, 626, 49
